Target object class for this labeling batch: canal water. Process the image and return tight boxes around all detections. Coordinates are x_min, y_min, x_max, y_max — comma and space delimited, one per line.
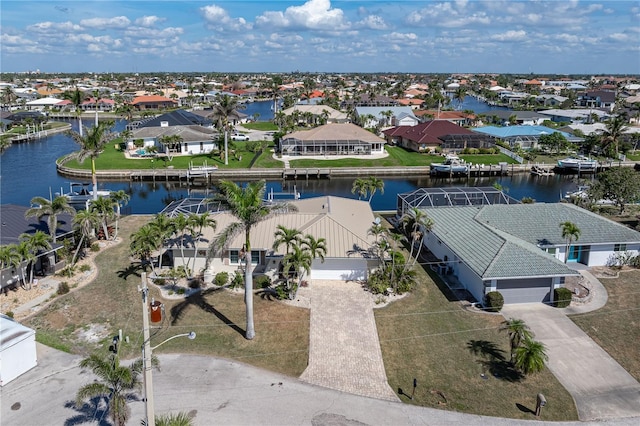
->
1, 100, 582, 214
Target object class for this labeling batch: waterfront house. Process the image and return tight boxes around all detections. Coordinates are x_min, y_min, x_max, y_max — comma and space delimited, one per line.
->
280, 105, 348, 124
131, 95, 178, 110
354, 106, 418, 128
397, 189, 640, 304
538, 108, 611, 123
280, 123, 385, 156
162, 196, 379, 282
383, 120, 493, 153
472, 125, 580, 150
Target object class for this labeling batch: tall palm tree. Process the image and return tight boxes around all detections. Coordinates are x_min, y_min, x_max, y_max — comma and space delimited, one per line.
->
0, 245, 22, 271
171, 213, 192, 274
19, 231, 52, 285
110, 190, 130, 239
207, 94, 241, 166
62, 86, 86, 137
90, 195, 117, 240
366, 176, 384, 203
187, 212, 217, 273
560, 221, 581, 263
454, 86, 467, 110
76, 352, 143, 426
301, 234, 327, 263
282, 244, 313, 298
400, 207, 433, 267
272, 225, 302, 255
68, 121, 117, 200
71, 208, 100, 265
601, 113, 629, 158
500, 318, 533, 362
351, 178, 368, 200
206, 180, 297, 340
1, 86, 17, 109
130, 224, 162, 274
13, 241, 32, 289
25, 195, 75, 242
514, 338, 548, 375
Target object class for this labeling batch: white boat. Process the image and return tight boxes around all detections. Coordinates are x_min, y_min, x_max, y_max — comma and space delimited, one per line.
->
556, 156, 598, 172
59, 183, 112, 206
564, 185, 614, 205
530, 164, 554, 176
431, 155, 469, 175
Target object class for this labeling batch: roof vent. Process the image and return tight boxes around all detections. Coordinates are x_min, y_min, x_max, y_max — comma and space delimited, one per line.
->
160, 121, 169, 127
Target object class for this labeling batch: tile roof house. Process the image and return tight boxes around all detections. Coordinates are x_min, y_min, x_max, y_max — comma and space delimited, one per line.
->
472, 125, 580, 150
399, 198, 640, 304
131, 95, 178, 110
383, 120, 494, 153
280, 105, 348, 123
280, 123, 385, 157
355, 106, 418, 128
164, 196, 379, 282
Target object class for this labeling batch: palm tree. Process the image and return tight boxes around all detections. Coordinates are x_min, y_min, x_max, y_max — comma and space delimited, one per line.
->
90, 195, 117, 240
130, 224, 162, 274
513, 338, 548, 375
272, 225, 302, 255
454, 86, 467, 110
110, 190, 130, 239
1, 86, 17, 109
71, 208, 100, 265
62, 86, 86, 137
0, 244, 22, 271
19, 231, 52, 285
187, 212, 217, 274
400, 207, 433, 267
25, 195, 75, 242
560, 221, 581, 263
301, 234, 327, 263
171, 213, 192, 274
154, 412, 194, 426
206, 180, 297, 340
366, 176, 384, 202
500, 318, 533, 362
351, 178, 368, 200
13, 241, 32, 289
601, 113, 629, 158
67, 121, 117, 200
282, 244, 313, 298
207, 94, 241, 166
76, 351, 144, 426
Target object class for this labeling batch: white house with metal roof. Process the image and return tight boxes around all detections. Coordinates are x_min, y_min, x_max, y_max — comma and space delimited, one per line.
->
398, 191, 640, 304
164, 196, 378, 282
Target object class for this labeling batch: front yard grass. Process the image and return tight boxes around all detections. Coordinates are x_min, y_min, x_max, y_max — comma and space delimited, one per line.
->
375, 253, 578, 420
24, 215, 309, 377
570, 269, 640, 382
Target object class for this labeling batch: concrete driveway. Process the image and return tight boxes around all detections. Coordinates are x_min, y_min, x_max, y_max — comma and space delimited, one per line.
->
501, 303, 640, 421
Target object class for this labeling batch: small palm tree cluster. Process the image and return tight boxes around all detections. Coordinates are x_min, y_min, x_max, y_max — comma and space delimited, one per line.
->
500, 318, 548, 376
272, 225, 327, 299
366, 209, 432, 295
0, 231, 51, 290
130, 211, 217, 277
351, 176, 384, 203
560, 221, 581, 264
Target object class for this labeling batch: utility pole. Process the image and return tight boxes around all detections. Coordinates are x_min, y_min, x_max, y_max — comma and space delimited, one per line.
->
140, 272, 155, 426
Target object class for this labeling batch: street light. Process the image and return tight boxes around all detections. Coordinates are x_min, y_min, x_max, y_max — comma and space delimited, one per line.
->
140, 272, 196, 426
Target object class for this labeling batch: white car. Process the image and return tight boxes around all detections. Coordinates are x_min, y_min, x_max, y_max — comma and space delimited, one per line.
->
231, 133, 250, 141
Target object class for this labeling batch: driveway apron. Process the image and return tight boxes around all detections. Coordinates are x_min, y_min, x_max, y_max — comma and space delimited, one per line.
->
300, 280, 399, 401
501, 303, 640, 421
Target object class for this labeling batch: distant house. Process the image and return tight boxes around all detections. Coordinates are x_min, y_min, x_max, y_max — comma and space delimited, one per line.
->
163, 196, 379, 282
397, 190, 640, 304
281, 105, 348, 124
131, 95, 178, 110
578, 90, 616, 112
414, 110, 477, 126
485, 110, 548, 126
24, 97, 67, 111
355, 106, 418, 128
383, 120, 494, 153
472, 125, 580, 150
280, 123, 385, 156
538, 108, 611, 123
80, 97, 115, 112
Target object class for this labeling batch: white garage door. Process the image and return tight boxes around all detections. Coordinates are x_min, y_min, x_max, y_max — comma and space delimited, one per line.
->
311, 258, 368, 281
496, 278, 551, 304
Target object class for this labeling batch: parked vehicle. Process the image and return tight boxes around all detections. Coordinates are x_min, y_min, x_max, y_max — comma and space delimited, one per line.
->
231, 133, 250, 141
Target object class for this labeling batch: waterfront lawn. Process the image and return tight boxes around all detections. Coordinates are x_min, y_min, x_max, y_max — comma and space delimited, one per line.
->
252, 149, 285, 168
25, 215, 310, 377
242, 122, 278, 131
570, 269, 640, 382
459, 153, 518, 164
375, 242, 577, 420
625, 151, 640, 161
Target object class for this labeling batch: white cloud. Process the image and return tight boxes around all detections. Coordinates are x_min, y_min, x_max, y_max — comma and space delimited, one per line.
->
407, 2, 490, 27
27, 21, 82, 33
256, 0, 349, 31
200, 4, 251, 31
387, 32, 418, 42
80, 16, 131, 30
490, 30, 527, 42
356, 15, 388, 30
135, 16, 164, 27
124, 27, 184, 38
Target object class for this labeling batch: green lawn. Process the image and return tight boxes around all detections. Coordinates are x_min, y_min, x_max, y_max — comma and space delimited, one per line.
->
375, 229, 578, 420
570, 269, 640, 382
625, 151, 640, 161
242, 122, 278, 131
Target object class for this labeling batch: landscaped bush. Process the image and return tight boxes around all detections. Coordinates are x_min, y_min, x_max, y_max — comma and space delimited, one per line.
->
484, 291, 504, 312
231, 272, 245, 289
554, 287, 572, 308
254, 275, 270, 289
215, 272, 229, 286
90, 242, 100, 252
57, 282, 70, 295
79, 264, 91, 273
5, 311, 14, 318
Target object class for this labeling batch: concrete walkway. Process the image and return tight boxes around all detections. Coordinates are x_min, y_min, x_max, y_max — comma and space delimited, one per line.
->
299, 280, 398, 401
501, 303, 640, 421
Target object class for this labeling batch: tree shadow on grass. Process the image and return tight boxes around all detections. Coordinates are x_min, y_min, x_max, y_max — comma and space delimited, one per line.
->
170, 287, 245, 336
467, 339, 524, 383
63, 396, 111, 426
257, 288, 279, 301
116, 262, 144, 281
516, 402, 536, 415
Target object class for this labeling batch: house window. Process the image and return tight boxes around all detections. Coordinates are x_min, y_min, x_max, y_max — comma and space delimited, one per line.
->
230, 249, 260, 265
546, 247, 557, 255
614, 244, 627, 252
230, 250, 239, 264
251, 250, 259, 264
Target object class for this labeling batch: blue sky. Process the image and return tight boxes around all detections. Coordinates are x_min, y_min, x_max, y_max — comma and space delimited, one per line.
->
1, 0, 639, 74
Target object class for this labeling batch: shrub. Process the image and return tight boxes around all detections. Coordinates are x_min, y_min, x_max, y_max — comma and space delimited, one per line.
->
554, 287, 572, 308
254, 275, 270, 289
231, 272, 244, 289
5, 311, 14, 318
79, 264, 91, 273
155, 278, 166, 286
215, 272, 229, 286
90, 243, 100, 252
484, 291, 504, 312
57, 282, 70, 295
177, 288, 186, 295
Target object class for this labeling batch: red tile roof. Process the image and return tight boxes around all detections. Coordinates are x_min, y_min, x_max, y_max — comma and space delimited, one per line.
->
383, 120, 474, 144
131, 95, 176, 105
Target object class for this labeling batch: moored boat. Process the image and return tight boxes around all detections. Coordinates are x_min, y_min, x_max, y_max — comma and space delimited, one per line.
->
556, 156, 598, 172
58, 182, 112, 207
530, 164, 554, 176
430, 155, 469, 175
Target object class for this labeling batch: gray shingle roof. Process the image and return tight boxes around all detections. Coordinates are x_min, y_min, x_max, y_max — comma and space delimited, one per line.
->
1, 204, 73, 247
